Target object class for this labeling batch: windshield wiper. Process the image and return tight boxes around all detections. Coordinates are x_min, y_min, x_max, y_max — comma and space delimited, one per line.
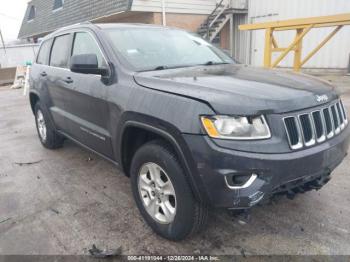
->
203, 61, 230, 66
143, 62, 230, 72
151, 65, 193, 71
154, 65, 168, 71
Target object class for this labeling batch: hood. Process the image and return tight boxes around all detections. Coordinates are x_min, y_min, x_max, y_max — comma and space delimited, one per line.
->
134, 64, 338, 115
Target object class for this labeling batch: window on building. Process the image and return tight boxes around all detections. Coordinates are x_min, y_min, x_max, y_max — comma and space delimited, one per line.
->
53, 0, 64, 11
28, 6, 36, 21
36, 40, 52, 65
72, 32, 107, 68
50, 34, 71, 68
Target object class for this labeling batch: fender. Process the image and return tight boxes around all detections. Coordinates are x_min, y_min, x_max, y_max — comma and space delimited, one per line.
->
29, 90, 61, 133
29, 90, 41, 113
117, 114, 210, 204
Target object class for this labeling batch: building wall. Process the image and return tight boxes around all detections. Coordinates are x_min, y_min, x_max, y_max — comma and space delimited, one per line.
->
131, 0, 217, 15
0, 67, 17, 86
0, 44, 39, 68
247, 0, 350, 69
220, 22, 230, 51
153, 13, 207, 31
95, 11, 207, 32
95, 12, 155, 24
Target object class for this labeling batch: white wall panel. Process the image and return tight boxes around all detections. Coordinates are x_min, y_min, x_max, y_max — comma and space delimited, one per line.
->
0, 44, 39, 68
132, 0, 217, 15
247, 0, 350, 69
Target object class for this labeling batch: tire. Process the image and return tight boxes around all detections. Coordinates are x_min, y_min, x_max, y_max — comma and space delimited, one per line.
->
34, 102, 64, 149
130, 140, 208, 241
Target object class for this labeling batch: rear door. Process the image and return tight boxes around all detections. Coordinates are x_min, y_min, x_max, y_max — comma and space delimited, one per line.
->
45, 33, 73, 131
31, 39, 53, 113
63, 31, 113, 158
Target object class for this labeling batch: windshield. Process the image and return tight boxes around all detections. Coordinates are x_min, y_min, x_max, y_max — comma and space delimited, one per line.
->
104, 28, 235, 71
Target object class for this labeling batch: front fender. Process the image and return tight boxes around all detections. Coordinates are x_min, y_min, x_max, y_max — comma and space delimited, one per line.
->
115, 112, 210, 204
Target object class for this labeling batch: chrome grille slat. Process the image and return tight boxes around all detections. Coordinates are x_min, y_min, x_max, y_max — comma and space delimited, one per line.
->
340, 100, 348, 121
299, 114, 315, 146
284, 99, 348, 150
336, 102, 345, 130
339, 100, 348, 126
312, 110, 326, 143
283, 117, 303, 150
323, 107, 334, 138
331, 105, 340, 134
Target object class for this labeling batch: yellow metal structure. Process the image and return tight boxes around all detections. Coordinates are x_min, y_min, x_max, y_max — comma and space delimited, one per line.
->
239, 13, 350, 71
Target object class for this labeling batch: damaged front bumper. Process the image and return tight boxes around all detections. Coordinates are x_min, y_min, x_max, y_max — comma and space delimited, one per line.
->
183, 125, 350, 209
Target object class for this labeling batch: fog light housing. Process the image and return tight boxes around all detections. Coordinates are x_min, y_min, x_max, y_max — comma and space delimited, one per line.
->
225, 173, 258, 189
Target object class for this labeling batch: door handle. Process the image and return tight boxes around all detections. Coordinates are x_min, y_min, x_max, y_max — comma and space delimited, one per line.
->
64, 77, 74, 84
40, 71, 47, 77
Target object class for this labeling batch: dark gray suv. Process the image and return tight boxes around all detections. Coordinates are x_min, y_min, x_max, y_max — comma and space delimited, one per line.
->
29, 23, 350, 240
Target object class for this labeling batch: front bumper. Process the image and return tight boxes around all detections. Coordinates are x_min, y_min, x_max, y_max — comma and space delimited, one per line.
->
183, 125, 350, 209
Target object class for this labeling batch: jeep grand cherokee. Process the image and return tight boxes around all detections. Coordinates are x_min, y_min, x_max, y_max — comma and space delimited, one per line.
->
29, 23, 350, 240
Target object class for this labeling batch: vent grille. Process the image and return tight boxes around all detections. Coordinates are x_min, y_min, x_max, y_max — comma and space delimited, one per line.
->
284, 100, 348, 150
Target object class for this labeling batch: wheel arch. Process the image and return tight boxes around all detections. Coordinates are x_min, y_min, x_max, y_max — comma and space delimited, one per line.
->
118, 118, 207, 203
29, 91, 40, 114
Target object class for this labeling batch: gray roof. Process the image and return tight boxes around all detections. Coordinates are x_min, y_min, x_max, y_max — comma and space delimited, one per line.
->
18, 0, 133, 39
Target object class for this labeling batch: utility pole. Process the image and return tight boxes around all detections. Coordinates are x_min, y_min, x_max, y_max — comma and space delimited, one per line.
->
161, 0, 166, 26
0, 27, 6, 54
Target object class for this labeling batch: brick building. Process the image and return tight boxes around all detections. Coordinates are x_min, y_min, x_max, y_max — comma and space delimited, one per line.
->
18, 0, 248, 61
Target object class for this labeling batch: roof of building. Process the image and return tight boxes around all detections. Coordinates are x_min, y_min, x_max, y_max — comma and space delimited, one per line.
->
18, 0, 133, 39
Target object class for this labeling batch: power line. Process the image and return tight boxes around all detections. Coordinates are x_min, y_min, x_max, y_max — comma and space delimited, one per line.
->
0, 13, 20, 21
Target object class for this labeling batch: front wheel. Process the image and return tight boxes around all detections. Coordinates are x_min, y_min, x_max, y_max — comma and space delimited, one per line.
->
34, 102, 64, 149
130, 141, 208, 241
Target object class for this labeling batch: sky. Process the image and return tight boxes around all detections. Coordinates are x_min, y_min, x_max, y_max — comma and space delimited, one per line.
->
0, 0, 29, 42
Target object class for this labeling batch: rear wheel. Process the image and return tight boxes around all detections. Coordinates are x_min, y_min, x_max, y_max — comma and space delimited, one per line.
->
34, 102, 64, 149
130, 140, 208, 241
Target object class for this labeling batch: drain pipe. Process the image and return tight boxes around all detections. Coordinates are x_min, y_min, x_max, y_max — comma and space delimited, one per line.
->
161, 0, 166, 26
348, 53, 350, 75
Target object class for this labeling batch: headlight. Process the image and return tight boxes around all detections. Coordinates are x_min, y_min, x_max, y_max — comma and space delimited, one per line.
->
201, 115, 271, 140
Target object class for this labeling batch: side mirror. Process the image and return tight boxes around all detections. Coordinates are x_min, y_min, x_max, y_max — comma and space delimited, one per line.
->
70, 54, 108, 76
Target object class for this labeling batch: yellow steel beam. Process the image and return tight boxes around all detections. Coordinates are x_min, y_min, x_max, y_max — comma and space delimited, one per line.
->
264, 27, 273, 67
293, 29, 303, 71
300, 25, 343, 67
272, 48, 287, 52
239, 13, 350, 31
272, 21, 350, 31
272, 36, 278, 48
271, 25, 313, 68
239, 13, 350, 71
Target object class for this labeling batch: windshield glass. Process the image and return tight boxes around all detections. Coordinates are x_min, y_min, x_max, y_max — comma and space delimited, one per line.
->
104, 28, 235, 71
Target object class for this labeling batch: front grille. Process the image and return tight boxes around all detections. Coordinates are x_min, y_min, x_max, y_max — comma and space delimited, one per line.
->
284, 100, 348, 150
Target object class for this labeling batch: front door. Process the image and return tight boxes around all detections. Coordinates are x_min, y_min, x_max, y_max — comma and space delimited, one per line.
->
62, 31, 113, 158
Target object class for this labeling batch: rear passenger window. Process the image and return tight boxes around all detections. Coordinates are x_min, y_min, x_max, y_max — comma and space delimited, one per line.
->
50, 34, 71, 68
72, 32, 107, 68
36, 40, 51, 65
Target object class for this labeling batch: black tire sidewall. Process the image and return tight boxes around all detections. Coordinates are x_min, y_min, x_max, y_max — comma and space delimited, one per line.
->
34, 102, 61, 148
130, 142, 197, 241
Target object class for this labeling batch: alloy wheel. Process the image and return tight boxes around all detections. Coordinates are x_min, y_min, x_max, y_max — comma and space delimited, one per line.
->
138, 162, 177, 224
36, 109, 47, 142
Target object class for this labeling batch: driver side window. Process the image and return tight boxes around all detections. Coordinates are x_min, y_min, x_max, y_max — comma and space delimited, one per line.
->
72, 32, 107, 68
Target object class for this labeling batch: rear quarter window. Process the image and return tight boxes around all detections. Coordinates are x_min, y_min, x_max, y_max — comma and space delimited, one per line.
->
50, 34, 71, 68
36, 40, 52, 65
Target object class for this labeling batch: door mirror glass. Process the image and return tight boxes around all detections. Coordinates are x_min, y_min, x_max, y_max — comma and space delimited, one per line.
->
70, 54, 108, 76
